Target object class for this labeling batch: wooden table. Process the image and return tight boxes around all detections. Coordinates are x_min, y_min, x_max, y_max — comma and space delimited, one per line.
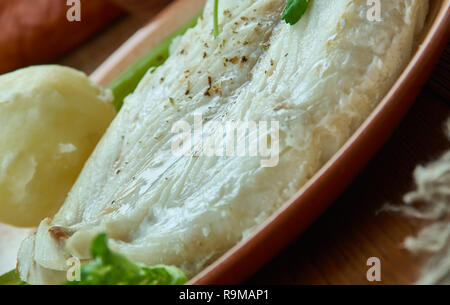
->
49, 9, 450, 285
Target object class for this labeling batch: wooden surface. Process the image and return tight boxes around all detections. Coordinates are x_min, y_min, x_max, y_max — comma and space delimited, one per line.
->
54, 7, 448, 285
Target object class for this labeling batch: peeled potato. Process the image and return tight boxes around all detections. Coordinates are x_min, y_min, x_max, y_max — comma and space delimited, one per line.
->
0, 65, 115, 227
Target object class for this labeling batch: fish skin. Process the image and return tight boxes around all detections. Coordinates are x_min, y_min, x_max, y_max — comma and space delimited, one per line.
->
18, 0, 428, 284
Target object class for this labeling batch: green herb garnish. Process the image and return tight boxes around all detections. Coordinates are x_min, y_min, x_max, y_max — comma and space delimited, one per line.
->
213, 0, 220, 39
66, 233, 187, 285
281, 0, 311, 25
213, 0, 310, 38
0, 269, 27, 285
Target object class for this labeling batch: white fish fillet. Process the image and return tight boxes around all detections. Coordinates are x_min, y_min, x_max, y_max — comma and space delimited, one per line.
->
18, 0, 428, 284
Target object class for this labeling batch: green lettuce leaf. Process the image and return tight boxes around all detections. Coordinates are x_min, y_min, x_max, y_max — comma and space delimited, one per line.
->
0, 270, 27, 285
66, 233, 187, 285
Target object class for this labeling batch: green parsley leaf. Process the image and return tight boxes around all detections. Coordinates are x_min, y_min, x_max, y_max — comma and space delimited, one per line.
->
281, 0, 311, 25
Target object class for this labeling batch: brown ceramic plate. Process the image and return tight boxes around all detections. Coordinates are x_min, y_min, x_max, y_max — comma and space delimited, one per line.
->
93, 0, 450, 285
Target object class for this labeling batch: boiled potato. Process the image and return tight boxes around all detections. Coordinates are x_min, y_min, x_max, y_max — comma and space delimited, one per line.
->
0, 65, 115, 227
